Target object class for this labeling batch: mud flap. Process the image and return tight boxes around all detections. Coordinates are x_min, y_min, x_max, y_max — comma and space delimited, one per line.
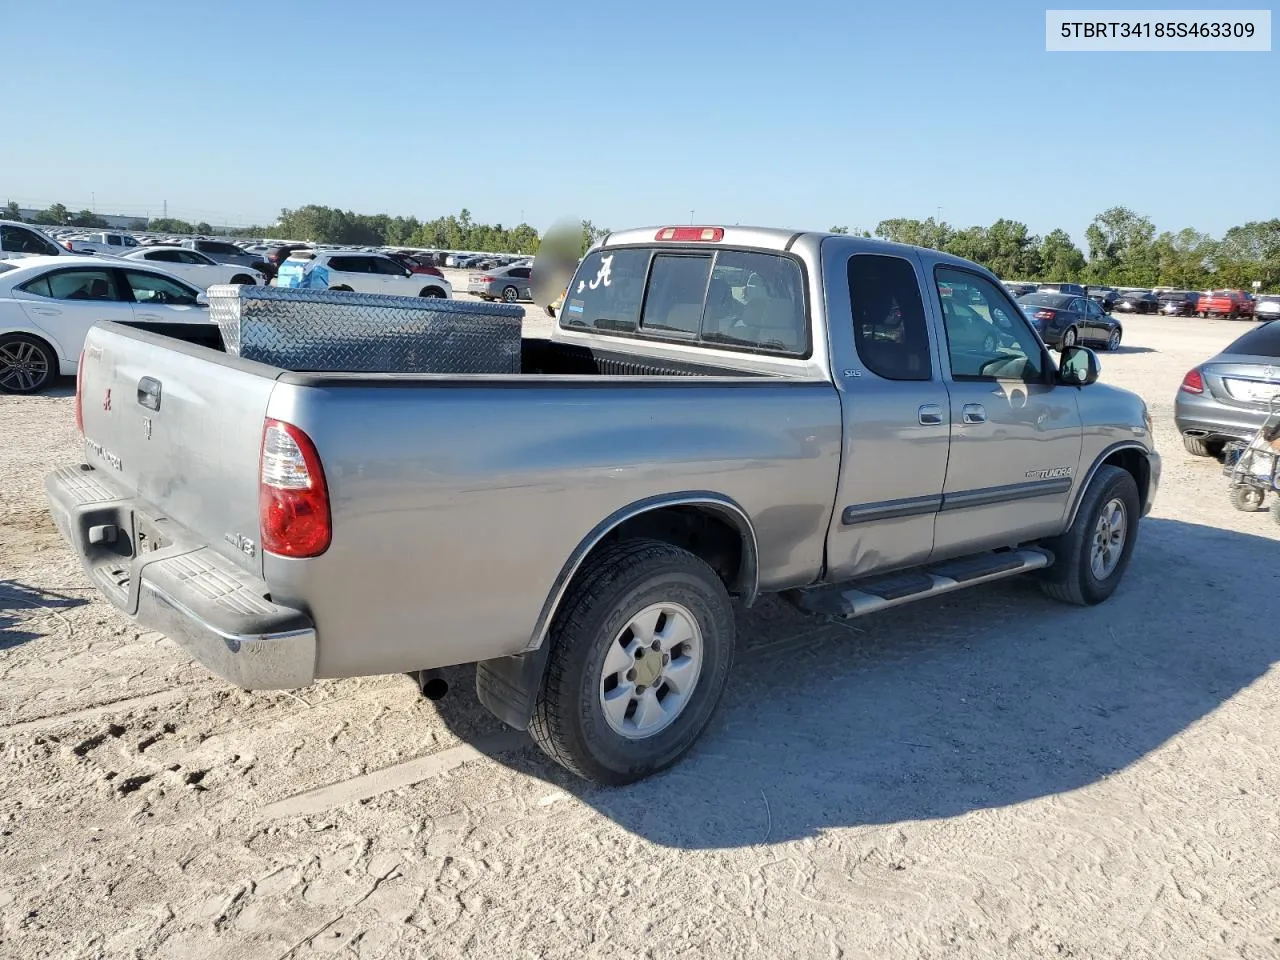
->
475, 645, 553, 731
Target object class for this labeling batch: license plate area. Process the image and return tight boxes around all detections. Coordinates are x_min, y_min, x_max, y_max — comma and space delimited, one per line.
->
133, 510, 172, 556
1223, 378, 1280, 405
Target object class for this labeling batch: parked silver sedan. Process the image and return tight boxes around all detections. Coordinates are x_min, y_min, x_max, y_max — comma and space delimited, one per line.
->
1175, 319, 1280, 457
467, 264, 533, 303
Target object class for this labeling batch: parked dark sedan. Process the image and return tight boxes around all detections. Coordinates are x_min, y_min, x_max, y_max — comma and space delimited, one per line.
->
1083, 286, 1118, 312
1016, 292, 1124, 350
1158, 291, 1201, 316
1114, 290, 1158, 314
1175, 319, 1280, 457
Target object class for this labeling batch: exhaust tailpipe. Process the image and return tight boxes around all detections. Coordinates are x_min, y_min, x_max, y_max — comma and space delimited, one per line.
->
415, 669, 449, 701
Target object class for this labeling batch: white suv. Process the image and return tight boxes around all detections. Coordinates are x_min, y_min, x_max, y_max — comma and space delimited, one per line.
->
277, 251, 452, 298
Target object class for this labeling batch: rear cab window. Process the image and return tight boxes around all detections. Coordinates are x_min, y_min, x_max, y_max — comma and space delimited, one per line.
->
559, 246, 808, 355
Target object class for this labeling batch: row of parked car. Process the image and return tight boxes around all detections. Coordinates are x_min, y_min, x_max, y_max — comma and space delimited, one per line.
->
1003, 278, 1276, 321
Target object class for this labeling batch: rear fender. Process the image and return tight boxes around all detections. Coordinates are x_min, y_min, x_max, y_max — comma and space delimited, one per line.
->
474, 491, 759, 731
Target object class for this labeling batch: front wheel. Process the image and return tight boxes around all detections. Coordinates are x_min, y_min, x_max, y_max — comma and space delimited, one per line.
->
230, 274, 256, 285
1037, 465, 1140, 606
501, 285, 519, 303
419, 287, 446, 298
530, 538, 736, 785
1106, 328, 1122, 351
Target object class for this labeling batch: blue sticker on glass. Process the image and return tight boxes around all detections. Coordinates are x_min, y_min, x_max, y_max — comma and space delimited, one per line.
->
567, 299, 585, 314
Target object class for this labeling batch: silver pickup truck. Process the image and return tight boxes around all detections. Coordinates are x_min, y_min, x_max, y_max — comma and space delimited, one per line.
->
46, 226, 1161, 785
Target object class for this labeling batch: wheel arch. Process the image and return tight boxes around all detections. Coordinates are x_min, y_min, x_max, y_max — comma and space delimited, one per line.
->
1065, 442, 1152, 528
529, 492, 760, 654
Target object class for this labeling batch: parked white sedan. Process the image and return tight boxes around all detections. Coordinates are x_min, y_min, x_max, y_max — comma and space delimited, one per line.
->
0, 256, 214, 394
118, 246, 267, 289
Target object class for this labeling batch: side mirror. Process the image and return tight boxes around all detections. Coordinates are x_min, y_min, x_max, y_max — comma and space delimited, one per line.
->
1058, 345, 1099, 386
195, 291, 209, 307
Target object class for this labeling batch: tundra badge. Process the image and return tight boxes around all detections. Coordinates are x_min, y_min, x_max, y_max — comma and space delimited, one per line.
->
1025, 466, 1073, 480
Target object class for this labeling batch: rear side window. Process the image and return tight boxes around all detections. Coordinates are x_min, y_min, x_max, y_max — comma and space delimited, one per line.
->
848, 255, 932, 381
559, 247, 807, 353
1225, 321, 1280, 358
1, 225, 59, 256
32, 268, 122, 301
18, 275, 54, 297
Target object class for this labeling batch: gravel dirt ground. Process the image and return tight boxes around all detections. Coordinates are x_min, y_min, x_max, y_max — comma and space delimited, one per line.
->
1, 310, 1278, 960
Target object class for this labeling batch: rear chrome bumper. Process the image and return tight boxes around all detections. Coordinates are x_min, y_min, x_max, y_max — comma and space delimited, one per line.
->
44, 464, 316, 690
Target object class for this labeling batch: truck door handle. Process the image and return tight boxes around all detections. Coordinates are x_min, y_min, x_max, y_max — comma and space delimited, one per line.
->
962, 403, 987, 424
31, 307, 60, 316
918, 404, 943, 425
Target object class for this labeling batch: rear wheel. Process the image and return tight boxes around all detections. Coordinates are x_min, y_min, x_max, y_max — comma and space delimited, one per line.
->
230, 274, 255, 285
1182, 435, 1215, 457
530, 538, 736, 785
419, 287, 446, 298
330, 285, 353, 292
1037, 465, 1140, 606
1061, 327, 1078, 349
0, 334, 57, 394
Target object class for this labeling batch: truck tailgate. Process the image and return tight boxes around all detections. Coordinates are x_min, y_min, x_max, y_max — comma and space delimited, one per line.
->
77, 322, 279, 577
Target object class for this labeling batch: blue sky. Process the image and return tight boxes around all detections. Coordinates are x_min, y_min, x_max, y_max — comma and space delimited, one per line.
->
2, 1, 1274, 246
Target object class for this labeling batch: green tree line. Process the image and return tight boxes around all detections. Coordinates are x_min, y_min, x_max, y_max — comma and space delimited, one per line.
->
871, 207, 1279, 291
7, 199, 1276, 289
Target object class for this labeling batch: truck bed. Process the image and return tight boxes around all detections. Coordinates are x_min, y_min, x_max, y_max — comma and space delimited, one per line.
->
118, 321, 767, 379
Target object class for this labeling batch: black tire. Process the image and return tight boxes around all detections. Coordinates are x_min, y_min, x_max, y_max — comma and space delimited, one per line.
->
1229, 485, 1265, 512
1106, 328, 1122, 351
530, 538, 736, 785
419, 287, 446, 298
330, 285, 353, 292
1061, 327, 1078, 349
502, 285, 519, 303
1037, 465, 1141, 606
0, 333, 58, 394
1182, 435, 1214, 457
230, 274, 255, 285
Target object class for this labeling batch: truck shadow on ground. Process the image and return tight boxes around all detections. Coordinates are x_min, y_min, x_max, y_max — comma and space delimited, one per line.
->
429, 517, 1279, 849
0, 580, 89, 649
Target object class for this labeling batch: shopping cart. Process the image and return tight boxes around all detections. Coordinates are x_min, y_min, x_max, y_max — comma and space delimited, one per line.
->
1223, 394, 1280, 523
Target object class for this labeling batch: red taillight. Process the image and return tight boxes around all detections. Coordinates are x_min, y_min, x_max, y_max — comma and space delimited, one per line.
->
655, 226, 724, 242
259, 419, 331, 558
1033, 310, 1055, 320
74, 351, 85, 434
478, 276, 495, 283
1180, 368, 1204, 394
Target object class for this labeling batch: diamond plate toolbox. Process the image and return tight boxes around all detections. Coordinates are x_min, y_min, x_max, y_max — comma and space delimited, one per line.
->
206, 284, 524, 373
